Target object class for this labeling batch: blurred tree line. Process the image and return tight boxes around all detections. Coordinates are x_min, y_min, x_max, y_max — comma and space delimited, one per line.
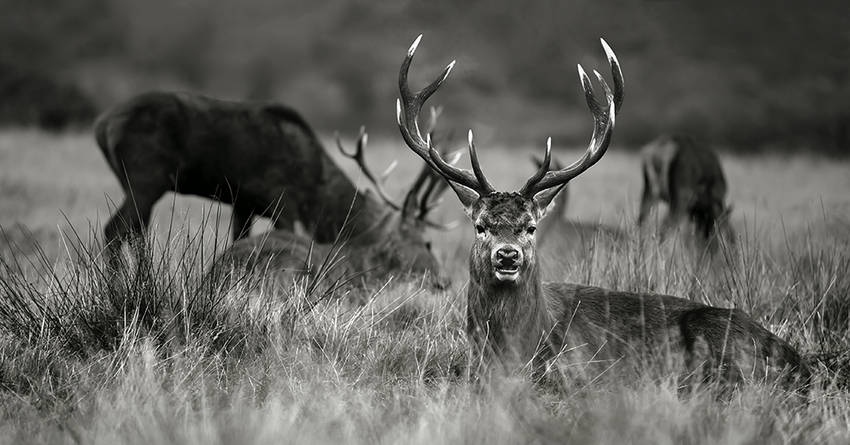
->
0, 0, 847, 154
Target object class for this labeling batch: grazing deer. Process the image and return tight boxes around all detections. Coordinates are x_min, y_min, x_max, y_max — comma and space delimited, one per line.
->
94, 93, 448, 272
210, 127, 458, 291
637, 134, 734, 248
396, 35, 809, 392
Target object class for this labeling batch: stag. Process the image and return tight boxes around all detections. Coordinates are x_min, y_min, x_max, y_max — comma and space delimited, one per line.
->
210, 125, 458, 291
396, 35, 809, 391
637, 134, 734, 248
94, 93, 448, 271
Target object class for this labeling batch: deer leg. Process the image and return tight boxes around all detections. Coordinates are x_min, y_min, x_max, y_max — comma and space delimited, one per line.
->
232, 208, 254, 241
103, 192, 160, 278
637, 171, 655, 227
103, 198, 142, 272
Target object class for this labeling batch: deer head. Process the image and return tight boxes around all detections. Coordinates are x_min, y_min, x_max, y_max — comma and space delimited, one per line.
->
335, 117, 461, 288
396, 35, 623, 289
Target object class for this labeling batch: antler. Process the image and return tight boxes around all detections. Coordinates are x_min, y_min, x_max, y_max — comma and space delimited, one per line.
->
401, 104, 448, 217
401, 149, 463, 224
336, 126, 402, 210
520, 38, 624, 197
396, 35, 495, 197
338, 123, 457, 229
402, 104, 455, 217
419, 149, 462, 216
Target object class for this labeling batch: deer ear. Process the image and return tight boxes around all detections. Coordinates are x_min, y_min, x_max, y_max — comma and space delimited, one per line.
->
532, 185, 567, 219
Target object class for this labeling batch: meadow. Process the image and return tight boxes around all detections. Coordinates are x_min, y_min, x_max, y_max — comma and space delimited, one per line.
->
1, 128, 849, 444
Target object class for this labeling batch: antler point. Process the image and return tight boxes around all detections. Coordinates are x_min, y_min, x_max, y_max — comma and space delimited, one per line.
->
441, 60, 456, 82
600, 38, 617, 63
609, 101, 617, 128
409, 34, 423, 56
577, 64, 587, 76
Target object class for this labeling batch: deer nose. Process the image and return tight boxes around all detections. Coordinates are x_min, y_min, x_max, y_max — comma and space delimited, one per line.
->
496, 247, 520, 267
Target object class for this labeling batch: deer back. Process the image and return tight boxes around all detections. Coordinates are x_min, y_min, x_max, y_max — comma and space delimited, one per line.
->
94, 91, 388, 243
210, 211, 447, 293
540, 283, 810, 388
641, 134, 728, 213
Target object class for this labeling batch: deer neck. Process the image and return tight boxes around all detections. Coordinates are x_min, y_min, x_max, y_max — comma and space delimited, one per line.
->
466, 255, 553, 363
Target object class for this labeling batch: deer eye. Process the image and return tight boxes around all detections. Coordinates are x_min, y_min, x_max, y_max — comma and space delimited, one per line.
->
526, 226, 537, 235
425, 241, 433, 251
475, 225, 486, 235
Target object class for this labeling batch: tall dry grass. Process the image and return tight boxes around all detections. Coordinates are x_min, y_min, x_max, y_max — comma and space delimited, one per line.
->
0, 130, 849, 443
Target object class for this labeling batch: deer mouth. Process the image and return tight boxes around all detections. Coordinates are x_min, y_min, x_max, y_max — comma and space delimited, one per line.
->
494, 265, 520, 281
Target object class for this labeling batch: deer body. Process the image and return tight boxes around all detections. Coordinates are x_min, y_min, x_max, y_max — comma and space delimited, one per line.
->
469, 245, 807, 386
212, 210, 447, 291
96, 91, 440, 272
638, 134, 733, 243
210, 119, 456, 291
396, 36, 809, 391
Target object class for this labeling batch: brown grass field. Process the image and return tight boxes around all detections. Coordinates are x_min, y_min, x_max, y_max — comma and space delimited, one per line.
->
1, 128, 850, 444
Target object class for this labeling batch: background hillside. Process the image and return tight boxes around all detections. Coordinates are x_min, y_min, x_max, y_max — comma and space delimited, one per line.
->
0, 0, 848, 153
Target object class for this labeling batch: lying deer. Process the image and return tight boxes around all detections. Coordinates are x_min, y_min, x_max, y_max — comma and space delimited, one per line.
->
637, 134, 734, 248
396, 35, 809, 392
95, 93, 448, 272
210, 127, 458, 291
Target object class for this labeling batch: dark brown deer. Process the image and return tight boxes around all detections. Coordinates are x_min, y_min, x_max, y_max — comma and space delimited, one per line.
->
396, 35, 809, 392
637, 134, 734, 248
210, 126, 458, 291
94, 93, 448, 271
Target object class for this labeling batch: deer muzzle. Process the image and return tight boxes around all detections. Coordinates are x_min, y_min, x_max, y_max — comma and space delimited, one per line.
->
491, 244, 523, 282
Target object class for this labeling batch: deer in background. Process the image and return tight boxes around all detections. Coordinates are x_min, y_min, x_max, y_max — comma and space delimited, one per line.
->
94, 93, 450, 273
530, 155, 626, 277
637, 134, 735, 249
396, 35, 809, 392
211, 120, 458, 292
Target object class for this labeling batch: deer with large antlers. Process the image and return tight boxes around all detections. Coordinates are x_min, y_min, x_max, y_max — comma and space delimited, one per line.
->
396, 35, 809, 391
95, 93, 450, 278
211, 125, 458, 291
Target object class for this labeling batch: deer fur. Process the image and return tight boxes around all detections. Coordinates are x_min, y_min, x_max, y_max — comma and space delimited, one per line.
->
95, 91, 439, 274
638, 134, 735, 247
395, 35, 810, 393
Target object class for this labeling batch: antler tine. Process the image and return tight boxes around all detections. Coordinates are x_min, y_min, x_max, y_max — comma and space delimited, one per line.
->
426, 105, 443, 139
396, 35, 486, 195
425, 129, 494, 194
336, 127, 402, 210
418, 149, 463, 218
379, 160, 398, 183
401, 164, 433, 219
466, 130, 495, 193
520, 39, 623, 197
600, 37, 624, 113
521, 138, 552, 194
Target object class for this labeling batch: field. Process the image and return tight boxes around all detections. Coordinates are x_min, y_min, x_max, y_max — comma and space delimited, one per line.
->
1, 128, 850, 443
